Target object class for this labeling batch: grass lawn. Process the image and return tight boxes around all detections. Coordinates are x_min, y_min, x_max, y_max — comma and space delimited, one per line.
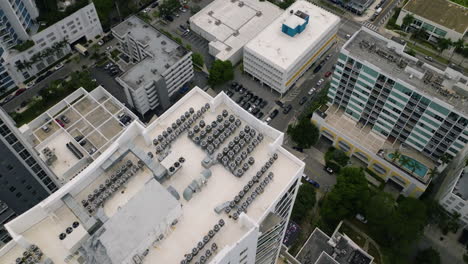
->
339, 223, 366, 248
449, 0, 468, 7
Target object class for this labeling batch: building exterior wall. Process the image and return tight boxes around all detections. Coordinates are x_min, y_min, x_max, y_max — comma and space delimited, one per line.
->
329, 51, 468, 162
115, 29, 194, 116
396, 9, 465, 42
0, 3, 103, 93
0, 0, 39, 47
312, 113, 427, 197
243, 26, 338, 95
0, 109, 59, 247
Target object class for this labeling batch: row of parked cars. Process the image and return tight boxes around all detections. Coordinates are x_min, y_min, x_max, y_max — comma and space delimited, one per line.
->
103, 62, 120, 76
228, 82, 268, 120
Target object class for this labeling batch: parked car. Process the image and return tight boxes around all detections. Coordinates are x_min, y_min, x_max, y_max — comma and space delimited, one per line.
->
256, 111, 264, 119
324, 166, 334, 174
355, 214, 368, 224
15, 88, 26, 96
424, 56, 433, 62
313, 65, 322, 73
164, 15, 174, 22
55, 119, 65, 128
302, 174, 320, 188
236, 97, 243, 104
243, 102, 251, 111
41, 125, 50, 133
324, 71, 332, 78
252, 108, 260, 115
79, 139, 87, 146
292, 146, 303, 152
308, 87, 316, 96
345, 34, 351, 39
299, 96, 308, 105
74, 135, 84, 142
54, 63, 64, 71
259, 100, 268, 109
119, 115, 132, 126
97, 40, 104, 46
282, 104, 292, 114
275, 100, 283, 107
151, 1, 159, 8
269, 109, 279, 119
60, 115, 70, 123
316, 78, 324, 86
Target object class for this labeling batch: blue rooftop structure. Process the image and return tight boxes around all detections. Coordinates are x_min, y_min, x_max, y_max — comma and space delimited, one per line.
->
281, 10, 309, 37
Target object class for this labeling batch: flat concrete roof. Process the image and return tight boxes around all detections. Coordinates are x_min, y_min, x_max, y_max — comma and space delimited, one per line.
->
403, 0, 468, 34
344, 28, 468, 115
20, 87, 137, 184
245, 0, 340, 71
1, 87, 304, 264
453, 168, 468, 201
113, 16, 189, 90
189, 0, 282, 62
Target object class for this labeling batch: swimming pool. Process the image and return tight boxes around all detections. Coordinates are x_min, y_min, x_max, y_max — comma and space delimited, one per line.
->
387, 153, 428, 178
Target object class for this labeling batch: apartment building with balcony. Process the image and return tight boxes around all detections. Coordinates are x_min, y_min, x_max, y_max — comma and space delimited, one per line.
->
313, 28, 468, 197
113, 16, 194, 116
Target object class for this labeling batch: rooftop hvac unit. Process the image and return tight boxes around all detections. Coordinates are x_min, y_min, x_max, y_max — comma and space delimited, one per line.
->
215, 19, 221, 26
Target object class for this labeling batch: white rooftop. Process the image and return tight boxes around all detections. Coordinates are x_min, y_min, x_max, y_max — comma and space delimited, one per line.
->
19, 86, 138, 184
245, 0, 340, 71
189, 0, 282, 62
1, 87, 304, 264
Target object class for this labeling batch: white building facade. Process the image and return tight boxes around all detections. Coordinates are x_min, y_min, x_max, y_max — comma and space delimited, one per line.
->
114, 16, 194, 116
243, 1, 340, 95
1, 3, 103, 93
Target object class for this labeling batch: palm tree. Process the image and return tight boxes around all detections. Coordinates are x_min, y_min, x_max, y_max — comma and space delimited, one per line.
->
451, 39, 464, 59
436, 38, 452, 55
390, 150, 401, 163
409, 160, 422, 175
402, 14, 414, 32
15, 60, 25, 72
440, 153, 453, 165
400, 156, 411, 168
428, 167, 438, 178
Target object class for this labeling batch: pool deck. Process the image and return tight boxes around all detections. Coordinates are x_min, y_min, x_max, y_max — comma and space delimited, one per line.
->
380, 148, 434, 182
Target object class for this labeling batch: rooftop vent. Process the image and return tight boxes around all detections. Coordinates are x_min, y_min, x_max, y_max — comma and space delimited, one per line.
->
233, 30, 239, 37
215, 19, 221, 26
165, 64, 170, 69
151, 68, 158, 74
238, 1, 244, 7
256, 11, 262, 17
161, 40, 166, 45
208, 11, 214, 15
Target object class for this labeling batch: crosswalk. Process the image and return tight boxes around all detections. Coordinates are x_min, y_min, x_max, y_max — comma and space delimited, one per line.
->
283, 85, 303, 102
361, 21, 379, 31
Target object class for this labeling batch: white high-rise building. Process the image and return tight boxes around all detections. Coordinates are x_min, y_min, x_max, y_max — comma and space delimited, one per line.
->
114, 16, 194, 116
0, 87, 304, 264
243, 0, 340, 95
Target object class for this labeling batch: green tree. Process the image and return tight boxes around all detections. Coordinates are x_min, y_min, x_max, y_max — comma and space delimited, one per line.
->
428, 167, 438, 179
440, 153, 453, 165
366, 192, 396, 239
402, 14, 414, 31
192, 53, 204, 67
400, 155, 411, 168
208, 60, 234, 86
409, 160, 422, 175
290, 183, 316, 223
451, 38, 465, 60
390, 150, 401, 163
279, 0, 295, 9
324, 147, 349, 167
415, 248, 440, 264
287, 118, 319, 149
159, 0, 181, 17
436, 38, 452, 54
321, 168, 370, 227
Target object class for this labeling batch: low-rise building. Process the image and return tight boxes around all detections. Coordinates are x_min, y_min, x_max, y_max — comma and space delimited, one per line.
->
296, 222, 374, 264
0, 86, 304, 264
244, 0, 340, 95
1, 3, 103, 93
332, 0, 376, 15
313, 28, 468, 197
396, 0, 468, 42
189, 0, 282, 64
114, 16, 194, 116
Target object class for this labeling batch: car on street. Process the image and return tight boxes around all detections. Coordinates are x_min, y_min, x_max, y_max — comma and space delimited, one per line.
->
97, 40, 104, 46
299, 96, 308, 105
15, 88, 26, 96
424, 56, 433, 62
324, 71, 332, 78
282, 104, 292, 114
345, 34, 351, 39
313, 65, 322, 73
316, 78, 324, 86
2, 94, 15, 104
275, 100, 283, 107
302, 174, 320, 188
308, 87, 316, 95
143, 8, 150, 13
54, 63, 64, 71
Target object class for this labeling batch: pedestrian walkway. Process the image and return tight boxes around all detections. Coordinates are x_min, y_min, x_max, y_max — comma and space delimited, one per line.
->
361, 21, 379, 31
